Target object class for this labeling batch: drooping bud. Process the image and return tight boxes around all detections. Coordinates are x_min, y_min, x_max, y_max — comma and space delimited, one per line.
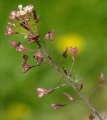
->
70, 46, 78, 60
34, 50, 44, 65
77, 82, 83, 91
62, 47, 68, 59
88, 114, 95, 120
63, 92, 74, 101
22, 54, 29, 64
51, 104, 66, 109
49, 30, 54, 40
63, 67, 71, 77
99, 73, 104, 86
37, 88, 55, 98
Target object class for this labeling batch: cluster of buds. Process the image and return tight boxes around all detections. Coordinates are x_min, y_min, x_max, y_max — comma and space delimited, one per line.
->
5, 5, 54, 73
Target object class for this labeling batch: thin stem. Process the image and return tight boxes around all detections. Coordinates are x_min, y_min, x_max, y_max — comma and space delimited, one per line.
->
89, 86, 100, 101
42, 47, 104, 120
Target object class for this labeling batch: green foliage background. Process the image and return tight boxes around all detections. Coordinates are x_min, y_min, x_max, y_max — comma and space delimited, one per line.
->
0, 0, 107, 120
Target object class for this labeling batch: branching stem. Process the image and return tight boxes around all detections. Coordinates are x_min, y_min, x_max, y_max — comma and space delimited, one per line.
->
42, 46, 104, 120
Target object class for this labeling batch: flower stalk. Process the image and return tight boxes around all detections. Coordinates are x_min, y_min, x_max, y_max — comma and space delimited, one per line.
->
5, 4, 105, 120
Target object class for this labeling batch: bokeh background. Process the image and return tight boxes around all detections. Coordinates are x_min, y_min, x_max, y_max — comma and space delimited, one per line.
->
0, 0, 107, 120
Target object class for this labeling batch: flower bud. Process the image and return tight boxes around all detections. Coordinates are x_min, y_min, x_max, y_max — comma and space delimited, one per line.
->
51, 104, 66, 109
22, 54, 29, 64
99, 73, 104, 86
63, 92, 74, 101
22, 63, 33, 73
9, 40, 20, 48
44, 30, 54, 42
5, 27, 19, 36
34, 50, 44, 65
16, 44, 28, 52
7, 22, 15, 27
70, 46, 78, 60
37, 88, 55, 98
62, 47, 68, 59
28, 33, 40, 44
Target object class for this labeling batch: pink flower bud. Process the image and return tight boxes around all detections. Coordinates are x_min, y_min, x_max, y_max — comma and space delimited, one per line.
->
22, 63, 33, 73
44, 30, 54, 41
63, 92, 74, 101
99, 73, 104, 86
9, 40, 20, 48
27, 4, 34, 12
44, 33, 50, 40
70, 46, 78, 60
7, 22, 15, 27
28, 33, 40, 44
18, 5, 23, 11
49, 30, 54, 40
37, 88, 55, 98
5, 27, 19, 36
34, 50, 44, 65
51, 104, 66, 109
16, 44, 28, 52
22, 54, 29, 64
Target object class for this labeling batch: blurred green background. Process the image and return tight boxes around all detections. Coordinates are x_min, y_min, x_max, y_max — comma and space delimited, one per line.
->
0, 0, 107, 120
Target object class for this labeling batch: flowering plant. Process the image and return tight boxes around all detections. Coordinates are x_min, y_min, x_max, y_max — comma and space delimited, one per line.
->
5, 4, 106, 120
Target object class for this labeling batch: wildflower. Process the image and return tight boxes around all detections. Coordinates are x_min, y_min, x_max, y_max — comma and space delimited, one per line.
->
5, 27, 19, 36
70, 46, 78, 60
51, 104, 66, 109
33, 50, 44, 65
37, 88, 55, 98
99, 73, 104, 86
63, 92, 74, 101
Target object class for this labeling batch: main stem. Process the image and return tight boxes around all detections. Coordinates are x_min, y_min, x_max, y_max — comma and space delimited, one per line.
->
42, 47, 104, 120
